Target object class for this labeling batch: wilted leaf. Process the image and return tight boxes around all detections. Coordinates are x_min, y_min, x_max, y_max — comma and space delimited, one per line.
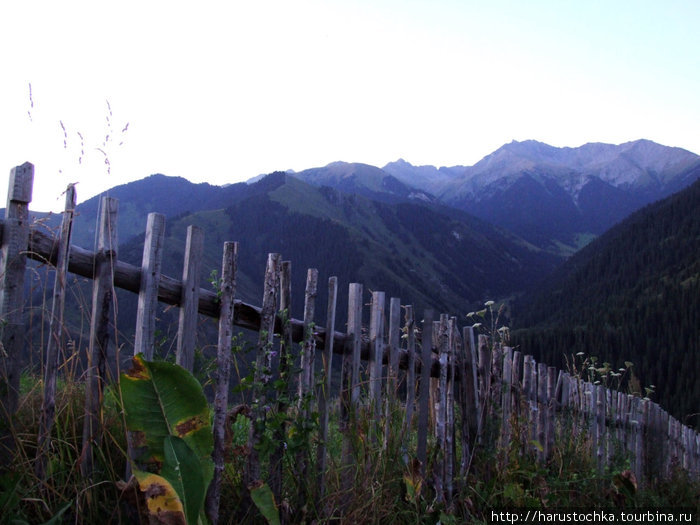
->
134, 470, 186, 525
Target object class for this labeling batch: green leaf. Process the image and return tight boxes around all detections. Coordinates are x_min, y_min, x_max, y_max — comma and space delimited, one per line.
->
120, 354, 213, 485
250, 482, 280, 525
161, 436, 206, 525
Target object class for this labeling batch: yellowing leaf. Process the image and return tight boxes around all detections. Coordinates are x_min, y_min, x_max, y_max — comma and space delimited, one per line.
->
134, 470, 186, 525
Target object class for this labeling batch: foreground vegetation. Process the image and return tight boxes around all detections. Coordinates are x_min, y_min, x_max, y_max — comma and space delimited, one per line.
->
2, 357, 698, 525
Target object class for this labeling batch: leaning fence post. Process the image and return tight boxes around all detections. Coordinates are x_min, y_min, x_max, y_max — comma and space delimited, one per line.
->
205, 241, 238, 525
0, 163, 33, 463
81, 196, 118, 478
176, 225, 204, 372
134, 213, 166, 360
36, 184, 76, 479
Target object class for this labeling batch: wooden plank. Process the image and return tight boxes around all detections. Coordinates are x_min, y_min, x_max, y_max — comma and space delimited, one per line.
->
546, 366, 556, 461
134, 213, 166, 360
270, 260, 292, 505
404, 305, 416, 434
593, 384, 604, 472
0, 163, 33, 461
347, 283, 363, 407
477, 334, 491, 444
458, 327, 474, 480
460, 327, 478, 448
369, 291, 385, 440
511, 350, 522, 414
340, 282, 363, 515
434, 314, 449, 503
536, 362, 547, 463
205, 241, 238, 525
417, 309, 434, 475
317, 275, 337, 499
522, 355, 533, 453
35, 184, 75, 479
298, 268, 319, 406
384, 297, 401, 448
501, 347, 513, 450
176, 225, 204, 372
467, 326, 480, 430
81, 196, 118, 477
246, 253, 281, 485
445, 316, 456, 506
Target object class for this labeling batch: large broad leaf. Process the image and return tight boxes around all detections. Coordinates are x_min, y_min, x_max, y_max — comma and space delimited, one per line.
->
121, 354, 213, 485
161, 435, 206, 525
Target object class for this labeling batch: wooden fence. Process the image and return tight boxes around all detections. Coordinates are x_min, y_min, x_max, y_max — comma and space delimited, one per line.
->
1, 163, 699, 521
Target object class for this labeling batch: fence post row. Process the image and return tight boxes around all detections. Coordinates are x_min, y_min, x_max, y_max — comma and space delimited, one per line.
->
0, 167, 699, 520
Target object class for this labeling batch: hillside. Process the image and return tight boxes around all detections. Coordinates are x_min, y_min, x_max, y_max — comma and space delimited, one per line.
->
115, 173, 558, 326
511, 179, 700, 428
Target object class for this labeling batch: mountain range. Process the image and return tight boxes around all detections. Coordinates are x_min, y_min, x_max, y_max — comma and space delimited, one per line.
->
293, 139, 700, 255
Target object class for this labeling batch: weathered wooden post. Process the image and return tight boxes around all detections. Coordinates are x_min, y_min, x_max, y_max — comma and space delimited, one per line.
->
459, 326, 478, 480
417, 309, 434, 476
384, 297, 401, 449
133, 213, 166, 360
369, 291, 385, 442
445, 316, 456, 506
298, 268, 318, 407
316, 276, 337, 500
477, 334, 492, 444
500, 347, 513, 451
246, 253, 281, 486
270, 260, 292, 508
176, 225, 204, 372
546, 366, 556, 461
340, 283, 363, 512
294, 268, 318, 506
403, 305, 416, 434
536, 363, 547, 463
81, 196, 118, 477
0, 163, 33, 463
205, 241, 238, 525
433, 314, 449, 502
35, 183, 75, 479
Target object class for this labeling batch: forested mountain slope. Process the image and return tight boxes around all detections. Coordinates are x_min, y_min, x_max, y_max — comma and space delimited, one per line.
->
117, 172, 558, 326
512, 179, 700, 428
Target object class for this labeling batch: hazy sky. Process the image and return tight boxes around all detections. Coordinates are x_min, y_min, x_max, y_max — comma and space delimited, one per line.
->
1, 0, 699, 211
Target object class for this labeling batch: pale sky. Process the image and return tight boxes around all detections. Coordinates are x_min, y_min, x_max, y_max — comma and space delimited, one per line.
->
1, 0, 699, 212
